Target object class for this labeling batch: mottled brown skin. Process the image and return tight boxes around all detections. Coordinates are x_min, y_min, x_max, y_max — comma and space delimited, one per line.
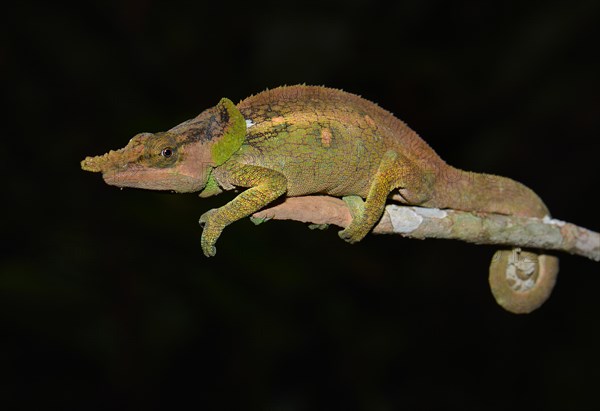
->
81, 85, 558, 313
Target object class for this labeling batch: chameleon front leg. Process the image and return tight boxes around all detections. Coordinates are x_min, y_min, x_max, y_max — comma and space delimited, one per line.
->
199, 163, 287, 256
339, 150, 431, 243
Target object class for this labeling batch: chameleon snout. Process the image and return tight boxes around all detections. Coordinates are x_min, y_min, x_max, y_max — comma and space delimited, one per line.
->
81, 153, 109, 173
81, 150, 126, 173
81, 141, 145, 173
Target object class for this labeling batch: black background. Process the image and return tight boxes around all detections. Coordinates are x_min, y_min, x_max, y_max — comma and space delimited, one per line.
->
3, 1, 600, 410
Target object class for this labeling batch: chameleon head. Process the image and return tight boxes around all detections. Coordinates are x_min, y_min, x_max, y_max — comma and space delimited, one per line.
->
80, 131, 212, 192
80, 97, 246, 193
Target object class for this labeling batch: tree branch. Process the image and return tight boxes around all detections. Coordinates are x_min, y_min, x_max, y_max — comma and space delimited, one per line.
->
252, 196, 600, 261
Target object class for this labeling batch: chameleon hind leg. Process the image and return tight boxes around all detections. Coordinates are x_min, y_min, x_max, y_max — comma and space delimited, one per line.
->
338, 150, 431, 243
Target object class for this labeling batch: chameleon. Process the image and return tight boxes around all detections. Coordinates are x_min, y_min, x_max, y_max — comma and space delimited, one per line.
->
81, 85, 558, 314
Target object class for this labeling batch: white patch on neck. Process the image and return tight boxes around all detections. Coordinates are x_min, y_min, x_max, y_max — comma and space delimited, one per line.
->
245, 119, 255, 128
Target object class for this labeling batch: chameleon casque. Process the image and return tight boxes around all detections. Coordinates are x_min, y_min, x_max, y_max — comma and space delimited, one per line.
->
82, 85, 558, 314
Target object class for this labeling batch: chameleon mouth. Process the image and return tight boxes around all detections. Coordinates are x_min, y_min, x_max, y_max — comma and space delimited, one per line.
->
101, 166, 201, 191
101, 166, 145, 188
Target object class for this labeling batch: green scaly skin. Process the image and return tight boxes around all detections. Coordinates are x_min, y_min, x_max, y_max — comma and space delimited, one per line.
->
81, 85, 558, 313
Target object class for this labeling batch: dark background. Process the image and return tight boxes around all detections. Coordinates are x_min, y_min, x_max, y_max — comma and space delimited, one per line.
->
3, 1, 599, 409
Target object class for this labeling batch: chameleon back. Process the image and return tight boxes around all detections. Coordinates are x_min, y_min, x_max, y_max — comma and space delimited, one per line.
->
234, 85, 443, 197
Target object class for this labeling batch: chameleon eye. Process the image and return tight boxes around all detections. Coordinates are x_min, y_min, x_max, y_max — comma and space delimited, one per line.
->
161, 147, 173, 158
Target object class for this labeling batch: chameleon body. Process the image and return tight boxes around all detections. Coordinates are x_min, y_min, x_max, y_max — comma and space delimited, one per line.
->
81, 85, 558, 313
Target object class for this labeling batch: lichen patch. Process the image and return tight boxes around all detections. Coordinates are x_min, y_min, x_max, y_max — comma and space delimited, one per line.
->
387, 205, 423, 233
542, 215, 566, 227
413, 206, 447, 219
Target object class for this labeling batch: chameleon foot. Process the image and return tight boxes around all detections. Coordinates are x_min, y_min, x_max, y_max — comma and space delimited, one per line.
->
338, 195, 370, 243
338, 222, 369, 244
199, 209, 223, 257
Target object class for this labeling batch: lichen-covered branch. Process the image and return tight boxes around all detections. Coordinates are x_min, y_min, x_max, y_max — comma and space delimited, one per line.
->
252, 196, 600, 262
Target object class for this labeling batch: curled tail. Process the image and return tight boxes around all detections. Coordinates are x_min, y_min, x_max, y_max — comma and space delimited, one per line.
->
432, 167, 559, 314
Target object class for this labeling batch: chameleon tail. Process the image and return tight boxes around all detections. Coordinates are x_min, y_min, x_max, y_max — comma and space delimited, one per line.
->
434, 167, 559, 314
489, 249, 558, 314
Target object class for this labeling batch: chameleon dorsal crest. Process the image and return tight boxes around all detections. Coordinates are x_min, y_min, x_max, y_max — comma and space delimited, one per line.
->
210, 97, 246, 166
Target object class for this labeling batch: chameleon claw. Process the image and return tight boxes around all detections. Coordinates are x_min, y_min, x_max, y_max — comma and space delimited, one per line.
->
202, 244, 217, 257
199, 209, 223, 257
338, 227, 361, 244
200, 228, 219, 257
